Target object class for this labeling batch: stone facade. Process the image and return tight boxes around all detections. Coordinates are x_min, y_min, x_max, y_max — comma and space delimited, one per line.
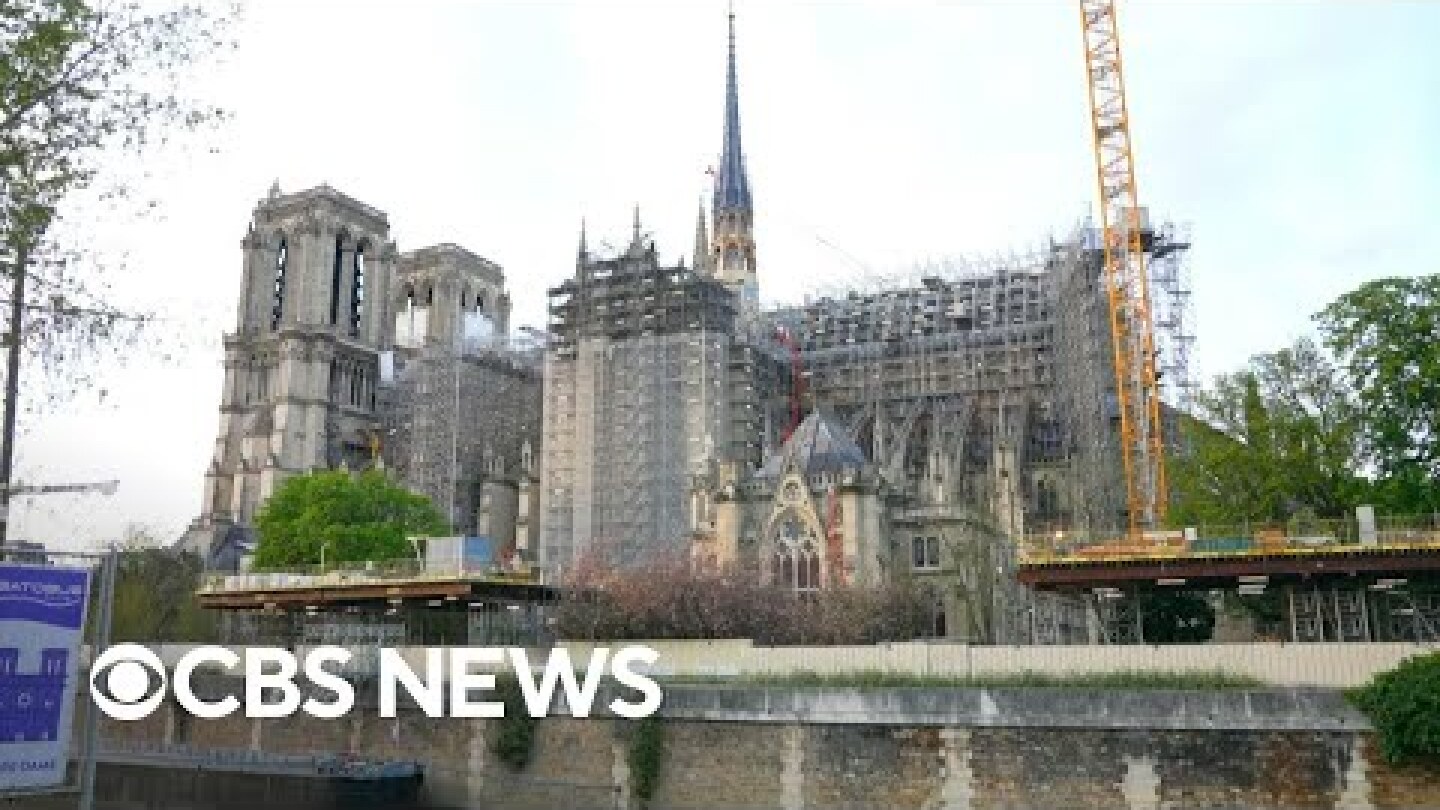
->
184, 184, 397, 557
180, 184, 542, 567
693, 411, 895, 591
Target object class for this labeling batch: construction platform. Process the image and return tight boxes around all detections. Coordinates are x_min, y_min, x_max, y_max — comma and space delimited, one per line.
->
1018, 522, 1440, 590
195, 560, 560, 648
195, 561, 556, 610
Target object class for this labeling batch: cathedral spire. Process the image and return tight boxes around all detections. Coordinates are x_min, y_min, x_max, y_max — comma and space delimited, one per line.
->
710, 4, 759, 312
577, 217, 588, 260
693, 199, 711, 276
625, 203, 652, 259
713, 4, 751, 215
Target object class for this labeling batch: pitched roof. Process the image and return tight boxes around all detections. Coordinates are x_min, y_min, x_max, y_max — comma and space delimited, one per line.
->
756, 411, 868, 479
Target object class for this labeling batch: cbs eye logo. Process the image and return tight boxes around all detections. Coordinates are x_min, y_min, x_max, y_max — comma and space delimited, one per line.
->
89, 644, 168, 720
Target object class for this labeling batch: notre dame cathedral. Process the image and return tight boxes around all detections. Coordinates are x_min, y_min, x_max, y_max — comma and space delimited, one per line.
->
181, 9, 1193, 644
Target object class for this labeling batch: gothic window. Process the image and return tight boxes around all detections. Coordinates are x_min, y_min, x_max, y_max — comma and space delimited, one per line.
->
911, 535, 941, 570
771, 514, 821, 593
1036, 478, 1058, 517
271, 237, 288, 331
350, 247, 366, 337
797, 540, 820, 591
329, 235, 344, 326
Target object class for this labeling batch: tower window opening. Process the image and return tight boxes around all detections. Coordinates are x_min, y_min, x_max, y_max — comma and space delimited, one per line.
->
350, 247, 366, 337
271, 237, 288, 331
329, 235, 344, 326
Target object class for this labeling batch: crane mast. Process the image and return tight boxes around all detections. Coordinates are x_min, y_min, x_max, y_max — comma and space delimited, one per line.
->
775, 326, 806, 444
1077, 0, 1166, 536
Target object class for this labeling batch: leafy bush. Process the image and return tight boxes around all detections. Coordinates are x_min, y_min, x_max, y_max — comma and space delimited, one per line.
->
489, 675, 537, 772
628, 714, 664, 805
110, 538, 217, 643
1349, 651, 1440, 767
553, 551, 932, 644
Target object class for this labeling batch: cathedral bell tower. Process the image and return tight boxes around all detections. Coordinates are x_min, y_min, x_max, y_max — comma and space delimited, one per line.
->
187, 185, 398, 560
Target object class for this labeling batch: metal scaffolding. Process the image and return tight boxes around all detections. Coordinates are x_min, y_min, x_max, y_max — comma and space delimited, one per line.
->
539, 235, 791, 572
762, 221, 1192, 643
378, 339, 541, 537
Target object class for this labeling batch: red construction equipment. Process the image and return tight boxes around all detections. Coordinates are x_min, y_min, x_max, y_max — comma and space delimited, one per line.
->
774, 325, 806, 443
823, 484, 847, 588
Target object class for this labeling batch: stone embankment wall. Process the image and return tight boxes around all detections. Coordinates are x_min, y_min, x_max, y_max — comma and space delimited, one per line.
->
140, 641, 1430, 688
92, 685, 1440, 810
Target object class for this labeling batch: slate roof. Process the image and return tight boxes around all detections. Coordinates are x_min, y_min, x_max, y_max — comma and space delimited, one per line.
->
756, 411, 868, 479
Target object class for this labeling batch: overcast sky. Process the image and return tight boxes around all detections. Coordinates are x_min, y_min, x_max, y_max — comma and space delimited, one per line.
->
13, 0, 1439, 551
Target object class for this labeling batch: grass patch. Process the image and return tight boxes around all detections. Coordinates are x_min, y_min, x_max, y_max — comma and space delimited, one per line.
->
659, 668, 1264, 690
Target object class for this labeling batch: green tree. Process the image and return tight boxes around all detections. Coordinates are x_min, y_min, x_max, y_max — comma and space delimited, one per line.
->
1, 0, 235, 406
1318, 275, 1440, 513
110, 526, 215, 642
251, 470, 448, 569
1169, 337, 1366, 526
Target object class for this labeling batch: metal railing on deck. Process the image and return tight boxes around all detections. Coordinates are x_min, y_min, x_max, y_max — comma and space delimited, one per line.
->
1021, 513, 1440, 564
197, 557, 542, 594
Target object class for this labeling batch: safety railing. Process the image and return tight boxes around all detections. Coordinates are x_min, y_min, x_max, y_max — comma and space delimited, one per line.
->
1020, 513, 1440, 564
197, 557, 542, 594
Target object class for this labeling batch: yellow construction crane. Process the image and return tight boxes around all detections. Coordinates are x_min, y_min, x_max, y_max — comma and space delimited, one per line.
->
1077, 0, 1166, 537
